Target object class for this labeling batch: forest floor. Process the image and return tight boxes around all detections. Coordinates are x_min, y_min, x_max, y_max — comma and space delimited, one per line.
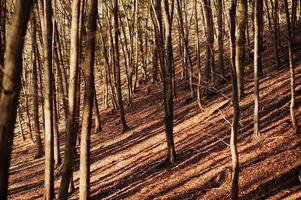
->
7, 28, 301, 199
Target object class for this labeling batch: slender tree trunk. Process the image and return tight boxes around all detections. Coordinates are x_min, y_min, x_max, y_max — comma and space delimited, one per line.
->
235, 0, 247, 100
79, 0, 97, 198
216, 0, 225, 81
162, 0, 176, 164
253, 0, 263, 140
32, 9, 43, 158
133, 0, 139, 91
195, 0, 203, 109
113, 0, 128, 132
176, 0, 194, 97
93, 91, 102, 133
42, 0, 55, 198
0, 1, 33, 199
264, 0, 272, 31
284, 0, 299, 134
229, 1, 239, 199
273, 0, 280, 67
202, 0, 215, 92
18, 111, 25, 141
58, 0, 81, 198
52, 71, 61, 167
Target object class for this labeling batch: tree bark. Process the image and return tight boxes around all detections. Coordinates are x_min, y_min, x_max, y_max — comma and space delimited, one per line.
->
42, 0, 55, 198
79, 0, 97, 198
253, 0, 263, 140
32, 9, 43, 158
216, 0, 225, 81
229, 1, 240, 199
273, 0, 280, 67
202, 0, 215, 92
235, 0, 247, 100
161, 0, 176, 164
284, 0, 299, 134
0, 1, 33, 199
58, 0, 81, 198
113, 0, 128, 132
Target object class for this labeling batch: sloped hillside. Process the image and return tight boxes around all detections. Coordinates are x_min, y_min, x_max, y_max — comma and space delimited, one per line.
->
8, 35, 301, 199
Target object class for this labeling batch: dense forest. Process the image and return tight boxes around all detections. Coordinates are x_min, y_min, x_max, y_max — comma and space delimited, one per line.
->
0, 0, 301, 199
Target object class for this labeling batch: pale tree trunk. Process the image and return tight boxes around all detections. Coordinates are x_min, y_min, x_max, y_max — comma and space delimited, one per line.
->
113, 0, 128, 132
253, 0, 263, 140
42, 0, 55, 198
0, 1, 33, 199
133, 0, 139, 91
229, 1, 240, 199
53, 71, 61, 167
79, 0, 97, 198
32, 8, 43, 158
216, 0, 225, 81
235, 0, 247, 100
58, 0, 81, 198
284, 0, 299, 134
194, 0, 203, 110
202, 0, 215, 92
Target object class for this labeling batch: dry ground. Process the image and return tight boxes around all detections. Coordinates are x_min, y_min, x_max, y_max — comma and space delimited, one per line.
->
7, 21, 301, 200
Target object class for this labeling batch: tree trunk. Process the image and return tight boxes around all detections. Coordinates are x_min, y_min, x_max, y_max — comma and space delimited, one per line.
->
79, 0, 97, 198
42, 0, 55, 198
32, 9, 43, 158
235, 0, 247, 100
162, 0, 176, 164
229, 2, 240, 199
0, 0, 6, 96
253, 0, 263, 140
202, 0, 215, 92
58, 0, 81, 198
284, 0, 299, 134
273, 0, 280, 67
0, 1, 33, 199
113, 0, 128, 132
216, 0, 225, 81
93, 91, 102, 133
176, 0, 194, 97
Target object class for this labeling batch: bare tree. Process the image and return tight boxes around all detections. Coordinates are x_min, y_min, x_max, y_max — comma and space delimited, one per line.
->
253, 0, 263, 140
58, 0, 81, 198
0, 1, 33, 199
229, 0, 240, 199
41, 0, 55, 198
32, 7, 43, 158
235, 0, 247, 99
79, 0, 97, 198
113, 0, 128, 132
284, 0, 299, 134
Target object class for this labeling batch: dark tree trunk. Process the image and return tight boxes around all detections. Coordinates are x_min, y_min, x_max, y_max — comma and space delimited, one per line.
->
229, 1, 240, 199
32, 8, 43, 159
113, 0, 128, 132
0, 1, 33, 199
